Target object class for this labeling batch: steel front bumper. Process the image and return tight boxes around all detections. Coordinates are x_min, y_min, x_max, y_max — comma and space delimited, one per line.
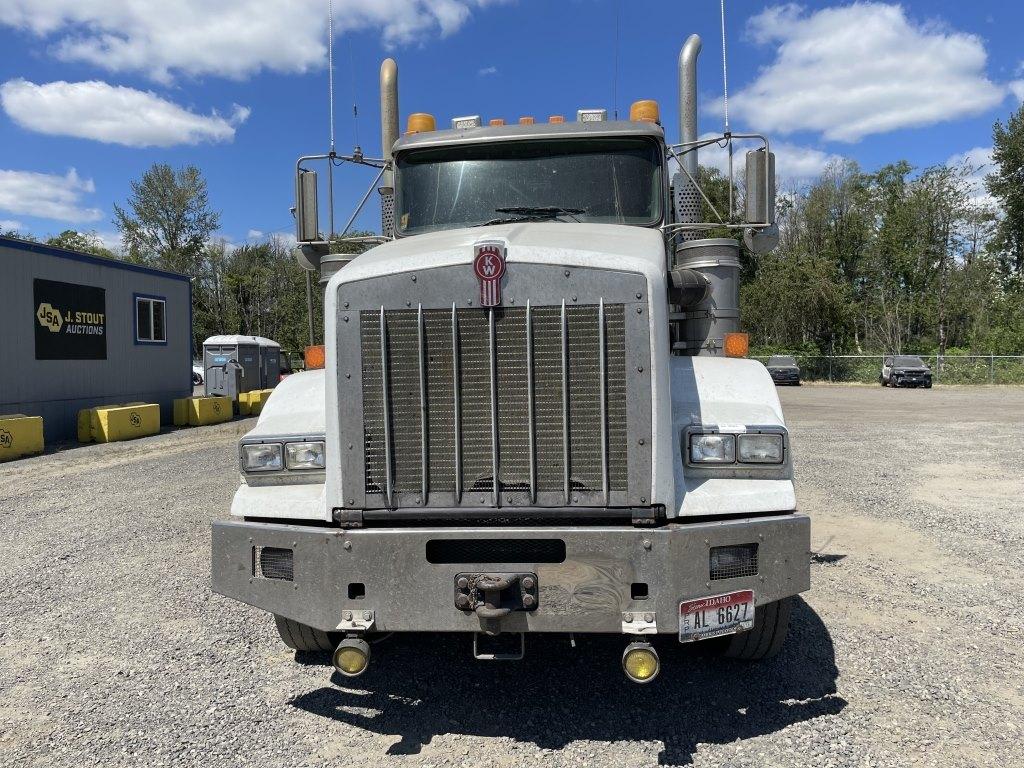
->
212, 513, 810, 634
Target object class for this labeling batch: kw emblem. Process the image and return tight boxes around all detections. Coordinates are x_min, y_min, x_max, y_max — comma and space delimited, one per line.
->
473, 242, 506, 307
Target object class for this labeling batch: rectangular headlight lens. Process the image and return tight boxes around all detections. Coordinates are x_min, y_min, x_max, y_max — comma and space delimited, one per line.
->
737, 433, 784, 464
689, 433, 736, 463
241, 443, 283, 472
284, 441, 326, 470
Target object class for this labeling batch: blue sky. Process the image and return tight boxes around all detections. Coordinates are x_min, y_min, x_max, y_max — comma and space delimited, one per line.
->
1, 0, 1021, 249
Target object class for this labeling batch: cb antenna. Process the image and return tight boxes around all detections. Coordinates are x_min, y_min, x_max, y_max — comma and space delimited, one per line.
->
328, 0, 336, 154
720, 0, 734, 217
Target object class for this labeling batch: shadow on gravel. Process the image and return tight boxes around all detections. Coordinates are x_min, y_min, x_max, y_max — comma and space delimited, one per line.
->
290, 597, 844, 765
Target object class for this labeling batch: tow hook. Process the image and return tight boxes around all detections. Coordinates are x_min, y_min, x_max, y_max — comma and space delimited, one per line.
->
455, 572, 538, 634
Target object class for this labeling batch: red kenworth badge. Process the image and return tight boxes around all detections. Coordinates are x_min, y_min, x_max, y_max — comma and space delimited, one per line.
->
473, 242, 506, 307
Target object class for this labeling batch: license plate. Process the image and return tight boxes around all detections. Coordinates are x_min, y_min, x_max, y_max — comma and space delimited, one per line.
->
678, 590, 755, 643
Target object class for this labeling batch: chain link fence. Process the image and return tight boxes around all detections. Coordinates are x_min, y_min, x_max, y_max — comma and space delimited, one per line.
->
752, 355, 1024, 385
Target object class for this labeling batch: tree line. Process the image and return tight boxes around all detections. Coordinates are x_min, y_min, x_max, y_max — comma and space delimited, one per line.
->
4, 104, 1022, 360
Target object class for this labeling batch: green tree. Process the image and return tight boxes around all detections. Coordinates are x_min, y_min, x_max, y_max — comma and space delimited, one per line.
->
113, 164, 220, 276
45, 229, 114, 258
987, 105, 1024, 277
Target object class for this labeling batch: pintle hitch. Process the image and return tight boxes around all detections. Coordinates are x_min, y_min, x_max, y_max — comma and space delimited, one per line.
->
455, 572, 538, 635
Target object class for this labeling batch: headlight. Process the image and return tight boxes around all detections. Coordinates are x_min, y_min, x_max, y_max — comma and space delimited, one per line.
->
737, 433, 784, 463
285, 441, 326, 470
241, 443, 283, 472
689, 433, 736, 463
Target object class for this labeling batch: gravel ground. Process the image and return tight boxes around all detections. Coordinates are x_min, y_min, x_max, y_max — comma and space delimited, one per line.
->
1, 385, 1022, 767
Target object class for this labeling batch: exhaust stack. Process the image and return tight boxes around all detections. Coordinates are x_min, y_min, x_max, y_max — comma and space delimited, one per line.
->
379, 58, 399, 237
678, 34, 702, 178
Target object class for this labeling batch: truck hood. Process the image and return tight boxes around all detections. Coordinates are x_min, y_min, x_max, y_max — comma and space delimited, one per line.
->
329, 222, 668, 290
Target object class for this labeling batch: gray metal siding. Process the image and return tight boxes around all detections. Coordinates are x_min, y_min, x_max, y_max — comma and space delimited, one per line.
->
0, 241, 192, 442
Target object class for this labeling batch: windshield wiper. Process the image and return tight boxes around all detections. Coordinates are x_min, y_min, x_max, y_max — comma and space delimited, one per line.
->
475, 206, 586, 226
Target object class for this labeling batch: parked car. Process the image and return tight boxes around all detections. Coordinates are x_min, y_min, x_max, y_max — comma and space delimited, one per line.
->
766, 355, 801, 386
880, 355, 932, 388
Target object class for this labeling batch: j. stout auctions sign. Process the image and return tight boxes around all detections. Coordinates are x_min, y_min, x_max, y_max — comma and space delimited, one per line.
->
34, 278, 107, 360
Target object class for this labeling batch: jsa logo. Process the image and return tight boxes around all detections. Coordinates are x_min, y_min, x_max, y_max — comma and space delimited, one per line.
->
36, 303, 63, 333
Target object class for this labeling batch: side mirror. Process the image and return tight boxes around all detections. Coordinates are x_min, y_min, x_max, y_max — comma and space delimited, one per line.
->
744, 149, 775, 226
295, 169, 319, 243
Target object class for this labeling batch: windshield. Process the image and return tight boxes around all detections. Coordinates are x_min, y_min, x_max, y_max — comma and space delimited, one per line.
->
395, 138, 663, 235
768, 356, 797, 366
895, 356, 926, 367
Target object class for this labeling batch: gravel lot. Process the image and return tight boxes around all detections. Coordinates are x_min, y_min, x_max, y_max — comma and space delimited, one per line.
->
2, 385, 1022, 767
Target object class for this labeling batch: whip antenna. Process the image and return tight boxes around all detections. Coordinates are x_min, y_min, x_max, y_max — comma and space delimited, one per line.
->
721, 0, 734, 217
328, 0, 336, 153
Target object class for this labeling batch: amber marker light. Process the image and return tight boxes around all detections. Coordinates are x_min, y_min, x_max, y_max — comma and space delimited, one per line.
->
548, 115, 565, 123
724, 332, 750, 358
518, 116, 535, 125
629, 99, 660, 123
406, 113, 436, 134
489, 118, 505, 126
305, 345, 326, 370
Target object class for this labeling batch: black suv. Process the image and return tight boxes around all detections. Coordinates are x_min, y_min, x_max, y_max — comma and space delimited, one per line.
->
881, 355, 932, 388
766, 355, 801, 386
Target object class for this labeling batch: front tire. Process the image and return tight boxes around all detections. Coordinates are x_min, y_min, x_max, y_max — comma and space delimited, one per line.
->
721, 598, 792, 660
273, 614, 335, 652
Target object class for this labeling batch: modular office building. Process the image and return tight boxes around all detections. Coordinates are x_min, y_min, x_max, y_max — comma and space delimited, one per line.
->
0, 236, 192, 443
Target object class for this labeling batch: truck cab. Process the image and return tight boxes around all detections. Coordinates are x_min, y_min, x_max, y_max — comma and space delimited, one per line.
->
212, 35, 810, 683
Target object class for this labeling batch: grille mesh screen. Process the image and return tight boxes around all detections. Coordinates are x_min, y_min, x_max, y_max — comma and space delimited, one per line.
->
360, 304, 627, 502
709, 544, 759, 581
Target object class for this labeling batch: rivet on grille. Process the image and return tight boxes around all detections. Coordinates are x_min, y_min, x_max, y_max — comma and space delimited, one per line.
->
637, 366, 644, 372
571, 295, 577, 301
564, 270, 570, 277
344, 301, 350, 308
639, 438, 645, 445
343, 541, 352, 550
345, 373, 351, 379
636, 307, 643, 314
636, 292, 642, 299
343, 316, 349, 322
363, 611, 373, 620
411, 275, 417, 282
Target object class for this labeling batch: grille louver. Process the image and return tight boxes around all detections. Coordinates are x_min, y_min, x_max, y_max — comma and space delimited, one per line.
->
360, 303, 628, 507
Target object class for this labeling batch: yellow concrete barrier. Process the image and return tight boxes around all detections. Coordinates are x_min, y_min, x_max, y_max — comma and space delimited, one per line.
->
248, 389, 274, 416
91, 404, 160, 443
78, 402, 146, 443
188, 396, 233, 426
0, 414, 44, 461
237, 391, 251, 416
173, 398, 190, 427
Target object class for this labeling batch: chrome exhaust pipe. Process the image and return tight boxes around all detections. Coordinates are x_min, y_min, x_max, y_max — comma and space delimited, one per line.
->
678, 33, 702, 177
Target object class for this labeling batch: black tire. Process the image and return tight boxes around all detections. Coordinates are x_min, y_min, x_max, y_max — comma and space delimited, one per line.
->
721, 598, 792, 660
924, 381, 932, 389
273, 614, 334, 652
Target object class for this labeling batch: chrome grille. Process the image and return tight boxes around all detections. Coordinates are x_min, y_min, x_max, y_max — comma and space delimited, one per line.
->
360, 303, 627, 506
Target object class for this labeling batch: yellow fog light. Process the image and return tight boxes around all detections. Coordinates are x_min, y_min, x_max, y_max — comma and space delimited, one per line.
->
332, 638, 370, 677
622, 642, 660, 683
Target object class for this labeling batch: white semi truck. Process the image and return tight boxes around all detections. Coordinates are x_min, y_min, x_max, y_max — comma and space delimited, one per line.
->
212, 35, 809, 683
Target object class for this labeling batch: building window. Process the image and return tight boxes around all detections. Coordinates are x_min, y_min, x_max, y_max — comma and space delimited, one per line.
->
135, 295, 166, 344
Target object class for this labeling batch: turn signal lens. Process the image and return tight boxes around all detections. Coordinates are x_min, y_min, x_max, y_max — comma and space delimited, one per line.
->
629, 99, 660, 123
333, 639, 370, 677
305, 344, 325, 370
724, 332, 749, 358
622, 643, 660, 683
406, 112, 436, 134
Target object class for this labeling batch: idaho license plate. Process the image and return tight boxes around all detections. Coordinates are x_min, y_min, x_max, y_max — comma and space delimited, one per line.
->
678, 590, 755, 643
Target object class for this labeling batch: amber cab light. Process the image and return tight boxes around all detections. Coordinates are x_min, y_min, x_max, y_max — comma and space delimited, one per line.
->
305, 345, 326, 370
723, 333, 749, 358
629, 99, 660, 123
406, 113, 436, 134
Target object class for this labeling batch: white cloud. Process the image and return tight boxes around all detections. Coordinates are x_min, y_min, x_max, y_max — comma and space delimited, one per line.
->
1011, 80, 1024, 103
1, 79, 249, 147
946, 146, 994, 207
723, 3, 1009, 142
0, 218, 22, 231
0, 168, 102, 222
246, 229, 265, 240
697, 133, 843, 185
478, 66, 497, 76
0, 0, 505, 83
